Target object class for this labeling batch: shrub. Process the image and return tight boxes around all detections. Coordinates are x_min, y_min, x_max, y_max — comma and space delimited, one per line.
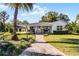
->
21, 38, 29, 41
0, 42, 17, 56
0, 36, 35, 56
29, 38, 35, 43
44, 34, 49, 36
16, 32, 26, 35
27, 32, 34, 35
53, 31, 69, 34
19, 40, 28, 49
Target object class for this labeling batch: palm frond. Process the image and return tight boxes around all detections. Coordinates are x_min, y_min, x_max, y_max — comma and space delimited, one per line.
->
5, 3, 33, 12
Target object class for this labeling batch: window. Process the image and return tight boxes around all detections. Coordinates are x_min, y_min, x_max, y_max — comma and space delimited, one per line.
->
38, 26, 41, 28
30, 26, 33, 29
19, 29, 21, 32
60, 26, 62, 30
57, 26, 59, 30
57, 26, 62, 31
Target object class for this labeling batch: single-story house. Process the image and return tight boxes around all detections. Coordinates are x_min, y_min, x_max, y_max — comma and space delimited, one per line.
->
16, 19, 67, 34
16, 24, 27, 33
27, 20, 67, 34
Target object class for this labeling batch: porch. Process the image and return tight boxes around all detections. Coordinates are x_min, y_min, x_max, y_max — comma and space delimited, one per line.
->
30, 26, 52, 34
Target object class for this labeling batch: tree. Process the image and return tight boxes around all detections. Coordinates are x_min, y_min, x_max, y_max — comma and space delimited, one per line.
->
40, 16, 48, 22
16, 20, 28, 25
59, 13, 70, 22
17, 20, 23, 25
23, 20, 29, 24
40, 11, 70, 22
0, 11, 9, 31
5, 23, 13, 32
40, 12, 58, 22
5, 3, 33, 40
75, 14, 79, 23
0, 11, 9, 40
67, 21, 77, 34
0, 22, 4, 32
47, 11, 58, 22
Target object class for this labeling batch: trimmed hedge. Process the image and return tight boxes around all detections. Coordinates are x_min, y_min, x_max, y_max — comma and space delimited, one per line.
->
53, 31, 69, 34
77, 30, 79, 33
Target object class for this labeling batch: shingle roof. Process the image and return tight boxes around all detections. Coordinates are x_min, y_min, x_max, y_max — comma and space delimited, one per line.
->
28, 22, 52, 26
16, 24, 26, 28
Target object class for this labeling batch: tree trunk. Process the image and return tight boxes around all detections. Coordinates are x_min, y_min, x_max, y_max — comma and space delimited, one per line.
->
12, 5, 19, 40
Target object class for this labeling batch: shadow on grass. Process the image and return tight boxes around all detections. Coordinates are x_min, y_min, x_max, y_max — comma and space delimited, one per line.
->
35, 38, 79, 45
45, 39, 79, 45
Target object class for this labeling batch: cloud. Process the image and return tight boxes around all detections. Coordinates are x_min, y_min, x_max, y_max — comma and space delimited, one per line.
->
20, 5, 49, 17
0, 4, 8, 11
19, 5, 50, 23
30, 5, 48, 15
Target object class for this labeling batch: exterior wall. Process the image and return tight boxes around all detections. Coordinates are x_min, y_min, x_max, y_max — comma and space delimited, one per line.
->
51, 20, 67, 33
27, 20, 67, 34
17, 27, 27, 33
28, 26, 52, 34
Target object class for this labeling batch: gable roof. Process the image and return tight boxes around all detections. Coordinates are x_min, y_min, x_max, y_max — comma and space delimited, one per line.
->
16, 24, 26, 28
28, 20, 68, 27
28, 22, 52, 26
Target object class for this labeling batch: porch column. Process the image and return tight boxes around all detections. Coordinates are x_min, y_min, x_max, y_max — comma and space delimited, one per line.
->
41, 26, 43, 33
18, 28, 19, 32
35, 26, 37, 33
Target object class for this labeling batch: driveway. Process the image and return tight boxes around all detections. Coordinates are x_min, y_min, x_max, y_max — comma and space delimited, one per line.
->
20, 35, 65, 56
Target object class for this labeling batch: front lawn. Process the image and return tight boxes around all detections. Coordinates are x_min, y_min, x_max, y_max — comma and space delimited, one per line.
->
44, 34, 79, 56
0, 32, 35, 41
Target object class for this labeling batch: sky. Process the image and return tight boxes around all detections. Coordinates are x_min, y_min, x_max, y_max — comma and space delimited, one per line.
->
0, 3, 79, 23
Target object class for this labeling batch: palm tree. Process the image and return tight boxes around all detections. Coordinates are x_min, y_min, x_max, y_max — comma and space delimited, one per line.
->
76, 14, 79, 23
67, 21, 77, 34
5, 3, 33, 40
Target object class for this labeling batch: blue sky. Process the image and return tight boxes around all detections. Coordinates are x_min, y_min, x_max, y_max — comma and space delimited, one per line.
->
0, 3, 79, 23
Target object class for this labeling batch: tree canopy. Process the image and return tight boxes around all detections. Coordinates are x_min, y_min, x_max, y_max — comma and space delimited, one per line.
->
75, 14, 79, 23
17, 20, 29, 25
40, 11, 70, 22
0, 11, 9, 23
0, 11, 9, 32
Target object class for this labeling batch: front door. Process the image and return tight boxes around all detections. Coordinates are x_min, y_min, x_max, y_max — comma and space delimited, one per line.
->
36, 28, 42, 34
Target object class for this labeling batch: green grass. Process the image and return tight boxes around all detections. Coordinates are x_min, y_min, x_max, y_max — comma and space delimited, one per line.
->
44, 35, 79, 56
0, 32, 35, 41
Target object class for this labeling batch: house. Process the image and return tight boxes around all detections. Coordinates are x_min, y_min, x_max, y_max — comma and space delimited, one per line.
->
16, 19, 67, 34
16, 24, 27, 33
28, 20, 67, 34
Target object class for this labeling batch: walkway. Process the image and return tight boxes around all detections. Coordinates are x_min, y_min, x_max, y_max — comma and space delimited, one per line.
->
20, 35, 65, 56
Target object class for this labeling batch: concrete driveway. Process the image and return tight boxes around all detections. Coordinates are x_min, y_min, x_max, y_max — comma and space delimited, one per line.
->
20, 35, 65, 56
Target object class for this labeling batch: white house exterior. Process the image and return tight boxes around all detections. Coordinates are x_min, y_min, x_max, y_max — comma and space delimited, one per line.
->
16, 20, 67, 34
27, 20, 67, 34
51, 20, 67, 33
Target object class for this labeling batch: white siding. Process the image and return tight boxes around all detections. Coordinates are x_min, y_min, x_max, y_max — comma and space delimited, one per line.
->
51, 20, 67, 33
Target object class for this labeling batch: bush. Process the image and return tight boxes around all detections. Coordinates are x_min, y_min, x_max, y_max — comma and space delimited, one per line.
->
29, 38, 35, 43
53, 31, 69, 34
0, 36, 35, 56
77, 30, 79, 33
19, 40, 28, 49
0, 42, 18, 56
21, 38, 29, 41
44, 34, 49, 36
27, 32, 34, 35
16, 32, 26, 35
